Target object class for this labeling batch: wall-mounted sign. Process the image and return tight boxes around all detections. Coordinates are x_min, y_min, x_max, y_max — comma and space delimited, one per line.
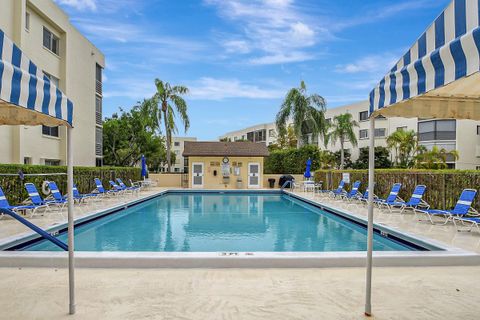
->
342, 173, 350, 184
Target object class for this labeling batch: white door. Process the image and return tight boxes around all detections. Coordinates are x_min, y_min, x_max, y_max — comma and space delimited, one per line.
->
192, 162, 204, 188
248, 163, 260, 188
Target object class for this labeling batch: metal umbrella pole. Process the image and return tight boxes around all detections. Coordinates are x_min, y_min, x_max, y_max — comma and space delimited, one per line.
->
365, 117, 375, 316
67, 127, 75, 315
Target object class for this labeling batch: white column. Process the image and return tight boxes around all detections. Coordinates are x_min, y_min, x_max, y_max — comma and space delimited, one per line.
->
365, 117, 375, 316
67, 127, 75, 315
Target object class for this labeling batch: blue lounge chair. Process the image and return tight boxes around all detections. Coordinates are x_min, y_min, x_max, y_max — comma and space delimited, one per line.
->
374, 183, 402, 209
93, 178, 118, 196
109, 180, 127, 194
324, 180, 345, 198
418, 189, 478, 224
24, 183, 66, 216
0, 186, 46, 217
116, 178, 140, 193
46, 181, 68, 209
72, 183, 99, 202
387, 185, 429, 213
454, 216, 480, 232
339, 181, 361, 200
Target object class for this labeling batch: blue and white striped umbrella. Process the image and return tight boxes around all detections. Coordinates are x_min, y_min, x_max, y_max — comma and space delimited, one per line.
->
369, 0, 480, 120
0, 29, 73, 126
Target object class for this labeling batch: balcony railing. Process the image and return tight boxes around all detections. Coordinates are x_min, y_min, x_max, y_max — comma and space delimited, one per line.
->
96, 80, 102, 96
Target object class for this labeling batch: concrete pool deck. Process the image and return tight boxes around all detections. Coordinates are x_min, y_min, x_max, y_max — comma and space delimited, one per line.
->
1, 266, 479, 319
1, 188, 480, 268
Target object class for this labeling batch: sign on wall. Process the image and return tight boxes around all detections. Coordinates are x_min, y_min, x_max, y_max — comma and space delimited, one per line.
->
342, 172, 350, 184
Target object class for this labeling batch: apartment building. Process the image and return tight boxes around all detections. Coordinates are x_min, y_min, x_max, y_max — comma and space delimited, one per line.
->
0, 0, 105, 166
219, 123, 278, 146
170, 136, 197, 173
219, 101, 480, 170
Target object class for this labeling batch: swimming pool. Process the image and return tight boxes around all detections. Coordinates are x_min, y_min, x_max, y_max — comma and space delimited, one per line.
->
21, 192, 424, 252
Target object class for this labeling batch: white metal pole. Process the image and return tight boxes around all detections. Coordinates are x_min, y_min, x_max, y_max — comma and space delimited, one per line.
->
67, 127, 75, 315
365, 117, 375, 316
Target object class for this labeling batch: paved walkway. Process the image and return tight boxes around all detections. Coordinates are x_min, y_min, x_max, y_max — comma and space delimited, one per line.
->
1, 266, 479, 319
293, 190, 480, 254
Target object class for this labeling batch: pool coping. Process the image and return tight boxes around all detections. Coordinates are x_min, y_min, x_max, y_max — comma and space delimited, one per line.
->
0, 189, 479, 268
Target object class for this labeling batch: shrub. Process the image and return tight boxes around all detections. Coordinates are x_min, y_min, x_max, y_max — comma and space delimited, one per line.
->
264, 145, 321, 174
0, 164, 140, 205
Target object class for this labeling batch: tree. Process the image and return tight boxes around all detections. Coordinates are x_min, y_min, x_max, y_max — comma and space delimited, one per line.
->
333, 149, 353, 169
325, 113, 358, 169
275, 81, 328, 148
414, 146, 459, 169
386, 129, 417, 167
103, 99, 166, 168
264, 145, 321, 174
318, 150, 337, 169
269, 125, 298, 151
152, 79, 189, 172
352, 147, 392, 169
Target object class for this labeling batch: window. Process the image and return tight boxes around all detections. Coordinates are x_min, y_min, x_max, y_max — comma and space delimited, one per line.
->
95, 158, 103, 167
42, 125, 59, 137
359, 129, 368, 139
477, 126, 480, 135
476, 166, 480, 170
397, 126, 407, 132
359, 111, 369, 121
326, 118, 331, 124
418, 120, 456, 141
174, 141, 180, 147
268, 129, 276, 138
254, 129, 266, 142
25, 12, 30, 30
95, 96, 102, 126
95, 64, 102, 95
95, 127, 103, 156
246, 131, 254, 142
43, 27, 59, 55
375, 115, 386, 120
44, 72, 59, 87
45, 159, 60, 166
374, 128, 386, 137
24, 157, 32, 165
174, 168, 180, 172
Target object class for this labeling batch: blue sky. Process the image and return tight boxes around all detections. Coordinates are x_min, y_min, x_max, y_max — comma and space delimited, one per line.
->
56, 0, 450, 140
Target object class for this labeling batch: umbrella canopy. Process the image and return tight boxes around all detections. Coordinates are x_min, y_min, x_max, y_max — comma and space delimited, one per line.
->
141, 155, 148, 178
0, 29, 73, 126
304, 158, 312, 179
0, 28, 76, 314
369, 0, 480, 121
365, 1, 480, 316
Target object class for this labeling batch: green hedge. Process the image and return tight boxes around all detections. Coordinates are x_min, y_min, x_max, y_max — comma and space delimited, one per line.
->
315, 169, 480, 211
265, 145, 320, 174
0, 164, 141, 205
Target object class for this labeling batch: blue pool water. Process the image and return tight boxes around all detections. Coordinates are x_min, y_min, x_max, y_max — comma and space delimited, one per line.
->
24, 192, 418, 252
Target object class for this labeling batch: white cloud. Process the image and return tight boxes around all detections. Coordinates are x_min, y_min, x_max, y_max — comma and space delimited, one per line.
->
55, 0, 97, 11
205, 0, 325, 64
335, 53, 399, 75
188, 77, 285, 100
249, 52, 314, 65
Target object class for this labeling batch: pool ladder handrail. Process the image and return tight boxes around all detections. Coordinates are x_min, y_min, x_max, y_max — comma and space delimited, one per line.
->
281, 180, 294, 190
0, 208, 68, 251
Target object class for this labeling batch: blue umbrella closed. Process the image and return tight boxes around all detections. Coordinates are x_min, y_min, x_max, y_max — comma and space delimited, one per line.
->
304, 158, 312, 179
141, 155, 148, 178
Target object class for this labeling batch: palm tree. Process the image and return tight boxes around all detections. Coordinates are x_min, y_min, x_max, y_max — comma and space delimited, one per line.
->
152, 79, 189, 172
386, 129, 417, 167
415, 146, 459, 169
275, 81, 328, 147
325, 113, 358, 169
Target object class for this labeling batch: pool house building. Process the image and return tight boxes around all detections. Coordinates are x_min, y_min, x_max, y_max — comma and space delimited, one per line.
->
183, 141, 269, 189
